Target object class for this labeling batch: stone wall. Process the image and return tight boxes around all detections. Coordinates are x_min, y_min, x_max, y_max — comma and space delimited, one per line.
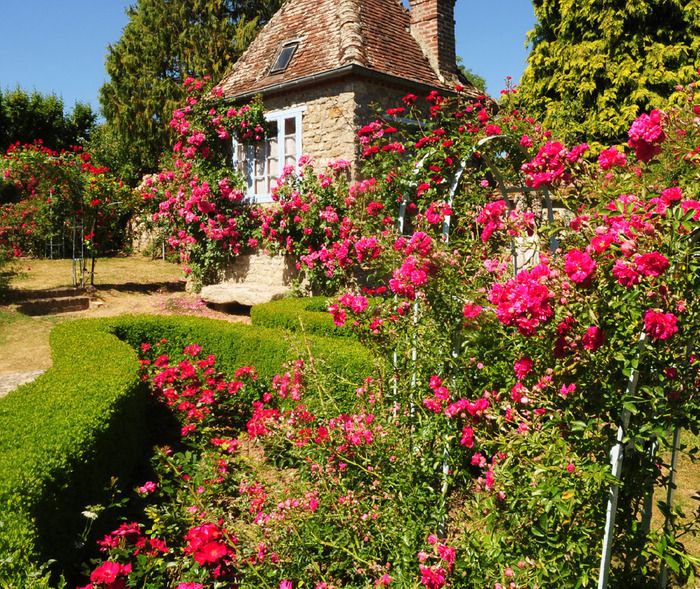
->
218, 252, 298, 286
354, 77, 436, 127
262, 75, 438, 178
200, 253, 299, 306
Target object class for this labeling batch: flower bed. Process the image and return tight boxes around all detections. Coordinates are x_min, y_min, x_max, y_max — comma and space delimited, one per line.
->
0, 315, 377, 586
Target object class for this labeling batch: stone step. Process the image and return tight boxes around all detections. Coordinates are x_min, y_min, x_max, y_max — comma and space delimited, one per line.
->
199, 253, 298, 307
200, 283, 290, 307
2, 287, 87, 303
16, 296, 91, 316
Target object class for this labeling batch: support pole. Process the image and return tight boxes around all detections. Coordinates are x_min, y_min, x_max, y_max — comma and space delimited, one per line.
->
658, 426, 681, 589
598, 334, 646, 589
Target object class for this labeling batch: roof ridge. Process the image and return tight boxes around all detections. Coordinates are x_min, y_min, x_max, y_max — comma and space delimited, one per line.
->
337, 0, 367, 66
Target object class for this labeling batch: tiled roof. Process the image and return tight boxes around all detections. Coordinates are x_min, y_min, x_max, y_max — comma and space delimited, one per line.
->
218, 0, 460, 100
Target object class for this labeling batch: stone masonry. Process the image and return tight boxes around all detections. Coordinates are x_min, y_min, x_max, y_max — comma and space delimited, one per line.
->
200, 253, 298, 306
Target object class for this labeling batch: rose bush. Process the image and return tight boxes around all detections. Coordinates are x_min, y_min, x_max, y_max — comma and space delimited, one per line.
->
139, 78, 268, 289
81, 75, 700, 587
0, 141, 134, 280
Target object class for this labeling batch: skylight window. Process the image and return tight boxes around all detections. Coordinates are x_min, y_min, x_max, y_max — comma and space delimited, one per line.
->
269, 41, 299, 74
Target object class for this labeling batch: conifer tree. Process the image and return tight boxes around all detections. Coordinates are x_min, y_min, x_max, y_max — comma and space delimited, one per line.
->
99, 0, 281, 181
518, 0, 700, 147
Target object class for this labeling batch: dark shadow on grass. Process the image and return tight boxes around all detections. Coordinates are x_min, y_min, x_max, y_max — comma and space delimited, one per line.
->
92, 280, 186, 295
206, 301, 252, 316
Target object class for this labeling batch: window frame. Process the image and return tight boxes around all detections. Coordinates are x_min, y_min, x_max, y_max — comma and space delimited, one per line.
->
233, 106, 305, 203
269, 41, 300, 74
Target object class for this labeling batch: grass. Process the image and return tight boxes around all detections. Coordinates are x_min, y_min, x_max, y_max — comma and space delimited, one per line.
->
674, 431, 700, 563
0, 255, 250, 375
6, 255, 184, 291
0, 256, 187, 375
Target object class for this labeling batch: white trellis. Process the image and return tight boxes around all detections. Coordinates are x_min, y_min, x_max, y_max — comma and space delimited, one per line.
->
394, 136, 684, 588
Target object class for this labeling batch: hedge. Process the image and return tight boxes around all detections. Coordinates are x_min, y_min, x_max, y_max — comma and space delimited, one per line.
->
107, 314, 377, 405
0, 320, 147, 585
0, 314, 380, 585
251, 296, 355, 338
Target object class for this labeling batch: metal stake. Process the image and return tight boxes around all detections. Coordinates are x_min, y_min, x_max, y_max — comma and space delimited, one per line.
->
598, 334, 646, 588
658, 426, 681, 588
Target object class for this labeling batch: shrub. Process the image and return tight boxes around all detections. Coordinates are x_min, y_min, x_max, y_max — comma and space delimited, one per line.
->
108, 314, 379, 414
0, 314, 379, 584
0, 320, 147, 585
251, 296, 355, 338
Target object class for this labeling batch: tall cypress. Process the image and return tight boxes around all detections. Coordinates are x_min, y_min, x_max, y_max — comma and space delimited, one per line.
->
518, 0, 700, 147
99, 0, 281, 181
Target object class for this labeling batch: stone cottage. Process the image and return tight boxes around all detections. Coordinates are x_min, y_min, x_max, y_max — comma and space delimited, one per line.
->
202, 0, 476, 305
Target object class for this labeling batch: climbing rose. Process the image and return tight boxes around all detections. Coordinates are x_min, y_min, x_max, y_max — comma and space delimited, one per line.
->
513, 356, 534, 380
597, 146, 627, 170
643, 310, 678, 340
564, 249, 596, 285
462, 302, 483, 320
612, 259, 641, 288
634, 252, 669, 277
476, 199, 507, 241
419, 564, 446, 588
488, 263, 554, 336
661, 186, 683, 203
582, 326, 605, 351
628, 110, 665, 162
389, 256, 432, 299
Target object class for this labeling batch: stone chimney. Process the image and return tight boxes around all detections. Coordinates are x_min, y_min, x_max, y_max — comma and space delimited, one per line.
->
408, 0, 457, 81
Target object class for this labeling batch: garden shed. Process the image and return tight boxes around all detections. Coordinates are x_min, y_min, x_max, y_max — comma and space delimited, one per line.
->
203, 0, 480, 305
218, 0, 474, 202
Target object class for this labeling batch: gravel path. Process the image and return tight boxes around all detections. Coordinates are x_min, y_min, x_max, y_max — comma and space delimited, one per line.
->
0, 371, 46, 399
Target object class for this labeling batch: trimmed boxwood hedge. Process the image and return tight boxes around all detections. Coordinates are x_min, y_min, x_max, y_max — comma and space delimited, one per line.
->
0, 320, 147, 585
251, 296, 355, 338
0, 314, 379, 585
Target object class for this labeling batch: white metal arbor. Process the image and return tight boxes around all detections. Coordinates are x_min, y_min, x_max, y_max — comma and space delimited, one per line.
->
396, 134, 683, 588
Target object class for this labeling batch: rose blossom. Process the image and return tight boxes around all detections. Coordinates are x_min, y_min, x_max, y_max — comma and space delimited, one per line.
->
582, 325, 605, 351
643, 309, 678, 340
564, 248, 596, 285
628, 110, 665, 162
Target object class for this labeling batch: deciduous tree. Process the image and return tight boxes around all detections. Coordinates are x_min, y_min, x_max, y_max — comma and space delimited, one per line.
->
0, 87, 96, 151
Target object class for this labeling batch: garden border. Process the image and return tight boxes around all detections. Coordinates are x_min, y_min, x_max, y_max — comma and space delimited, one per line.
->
0, 313, 377, 584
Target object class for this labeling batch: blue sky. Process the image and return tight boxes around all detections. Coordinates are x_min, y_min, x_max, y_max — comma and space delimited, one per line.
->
0, 1, 535, 114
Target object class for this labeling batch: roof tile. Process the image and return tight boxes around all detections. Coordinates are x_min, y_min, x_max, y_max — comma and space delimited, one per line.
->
218, 0, 459, 99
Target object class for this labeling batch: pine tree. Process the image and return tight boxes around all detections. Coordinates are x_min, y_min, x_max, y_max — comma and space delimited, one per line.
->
99, 0, 281, 181
518, 0, 700, 147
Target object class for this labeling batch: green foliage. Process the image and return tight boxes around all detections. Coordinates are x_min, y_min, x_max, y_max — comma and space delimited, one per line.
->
251, 296, 356, 338
109, 314, 377, 404
518, 0, 700, 146
456, 56, 487, 92
99, 0, 281, 181
0, 321, 147, 583
0, 87, 96, 151
0, 314, 378, 585
0, 143, 136, 267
